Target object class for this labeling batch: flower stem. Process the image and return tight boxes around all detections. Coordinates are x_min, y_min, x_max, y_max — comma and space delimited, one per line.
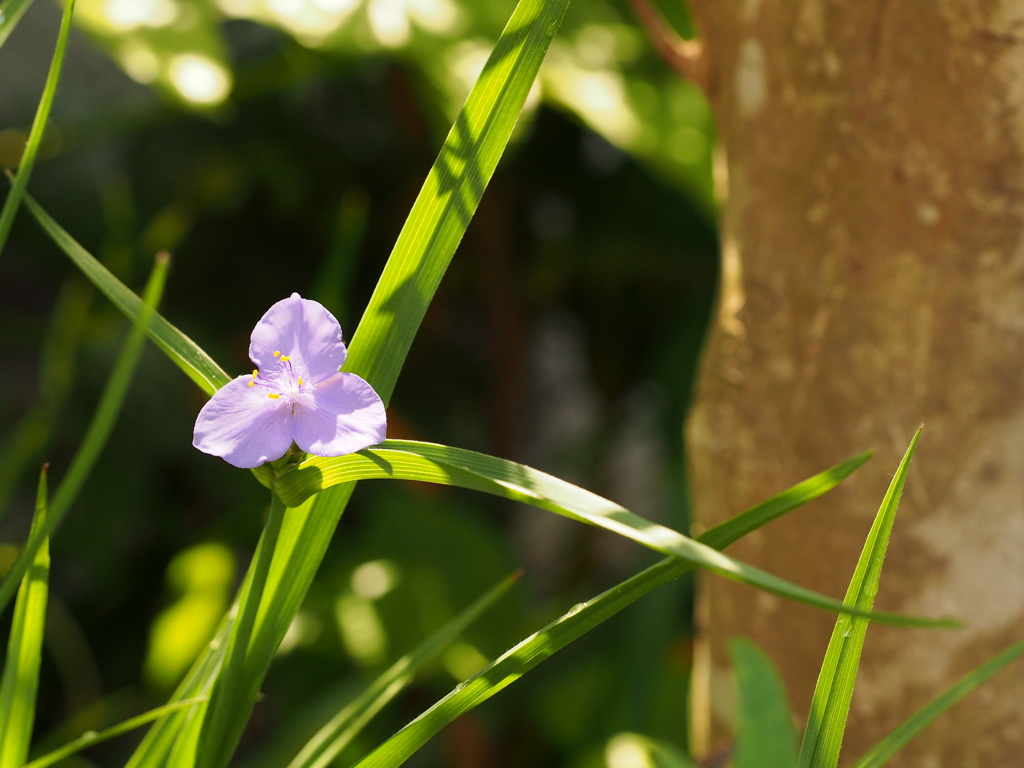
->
198, 493, 287, 768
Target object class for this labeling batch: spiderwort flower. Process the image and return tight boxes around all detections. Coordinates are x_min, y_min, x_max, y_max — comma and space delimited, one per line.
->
193, 293, 386, 468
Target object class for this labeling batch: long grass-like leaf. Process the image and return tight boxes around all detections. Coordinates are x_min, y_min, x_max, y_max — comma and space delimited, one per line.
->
731, 639, 798, 768
288, 571, 521, 768
23, 698, 208, 768
0, 0, 37, 49
0, 466, 50, 767
126, 437, 870, 768
341, 0, 568, 404
122, 1, 571, 765
22, 194, 230, 395
273, 441, 950, 628
849, 639, 1024, 768
797, 428, 922, 768
123, 621, 227, 768
0, 254, 169, 615
197, 495, 287, 768
348, 455, 871, 768
0, 0, 75, 257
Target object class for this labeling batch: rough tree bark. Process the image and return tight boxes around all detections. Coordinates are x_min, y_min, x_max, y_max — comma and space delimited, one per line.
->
684, 1, 1024, 765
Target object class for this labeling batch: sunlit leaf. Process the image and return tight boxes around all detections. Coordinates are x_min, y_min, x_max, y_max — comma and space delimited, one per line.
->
349, 453, 870, 768
849, 640, 1024, 768
797, 428, 922, 768
22, 195, 230, 395
0, 0, 76, 256
0, 467, 50, 768
24, 698, 208, 768
274, 440, 952, 628
288, 572, 520, 768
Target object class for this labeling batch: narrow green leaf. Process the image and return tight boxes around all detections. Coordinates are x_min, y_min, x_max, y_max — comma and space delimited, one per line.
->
288, 572, 521, 768
0, 254, 170, 616
699, 452, 872, 551
0, 0, 75, 257
273, 441, 951, 628
349, 459, 864, 768
0, 0, 37, 49
23, 698, 208, 768
731, 639, 798, 768
342, 0, 569, 404
123, 1, 571, 764
123, 620, 226, 768
0, 466, 50, 767
22, 195, 230, 395
197, 495, 287, 768
798, 428, 923, 768
849, 639, 1024, 768
128, 439, 869, 768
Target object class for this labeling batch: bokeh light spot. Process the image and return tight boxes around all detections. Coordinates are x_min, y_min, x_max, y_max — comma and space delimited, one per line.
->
168, 54, 232, 105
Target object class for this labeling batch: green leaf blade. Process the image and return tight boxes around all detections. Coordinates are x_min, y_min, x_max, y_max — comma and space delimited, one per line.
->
849, 640, 1024, 768
798, 428, 924, 768
731, 639, 799, 768
288, 572, 520, 768
342, 0, 569, 403
24, 698, 208, 768
274, 441, 951, 628
0, 466, 50, 768
21, 197, 231, 396
0, 0, 75, 257
348, 452, 869, 768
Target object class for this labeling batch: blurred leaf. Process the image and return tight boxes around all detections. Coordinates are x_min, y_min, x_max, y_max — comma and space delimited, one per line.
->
73, 0, 232, 108
274, 440, 952, 628
143, 543, 236, 689
0, 0, 76, 257
22, 193, 231, 395
288, 571, 520, 768
797, 428, 922, 768
0, 279, 93, 519
0, 254, 169, 615
849, 639, 1024, 768
731, 639, 798, 768
0, 0, 36, 49
591, 733, 697, 768
23, 698, 208, 768
0, 466, 50, 768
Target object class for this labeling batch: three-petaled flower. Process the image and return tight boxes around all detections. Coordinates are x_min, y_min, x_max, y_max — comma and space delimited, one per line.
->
193, 293, 386, 468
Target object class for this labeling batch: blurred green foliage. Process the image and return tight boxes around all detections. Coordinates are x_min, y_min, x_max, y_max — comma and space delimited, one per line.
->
0, 0, 717, 763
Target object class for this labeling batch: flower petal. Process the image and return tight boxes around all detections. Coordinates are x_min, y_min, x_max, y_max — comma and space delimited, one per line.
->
249, 293, 347, 379
291, 372, 387, 457
193, 376, 294, 468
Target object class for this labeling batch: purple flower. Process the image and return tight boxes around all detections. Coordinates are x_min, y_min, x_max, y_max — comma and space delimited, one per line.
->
193, 293, 386, 468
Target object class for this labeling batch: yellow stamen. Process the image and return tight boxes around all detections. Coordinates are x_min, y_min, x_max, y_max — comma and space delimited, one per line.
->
248, 381, 255, 388
280, 355, 291, 362
274, 351, 281, 357
267, 393, 280, 399
252, 368, 258, 378
297, 377, 303, 386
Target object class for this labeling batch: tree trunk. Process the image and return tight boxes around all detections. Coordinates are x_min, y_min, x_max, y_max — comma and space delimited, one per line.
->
685, 1, 1024, 765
